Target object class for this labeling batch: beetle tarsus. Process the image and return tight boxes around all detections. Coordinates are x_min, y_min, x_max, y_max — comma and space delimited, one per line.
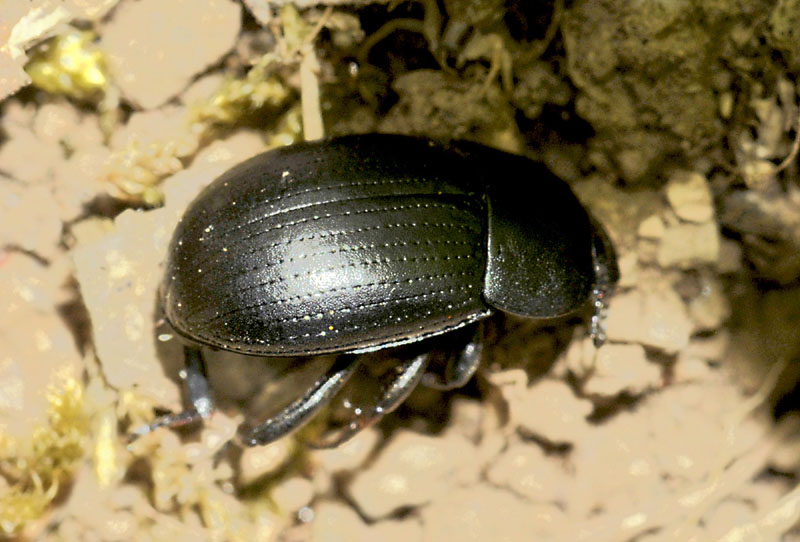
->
128, 407, 207, 444
423, 326, 483, 390
239, 355, 360, 447
129, 345, 215, 443
310, 352, 430, 448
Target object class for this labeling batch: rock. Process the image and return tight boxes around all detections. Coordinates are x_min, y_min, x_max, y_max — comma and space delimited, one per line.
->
583, 343, 660, 397
0, 128, 63, 183
688, 277, 731, 331
501, 379, 592, 444
32, 102, 81, 142
657, 221, 720, 268
672, 354, 713, 383
684, 332, 730, 362
486, 443, 572, 502
312, 428, 380, 473
0, 183, 62, 259
272, 477, 314, 514
72, 206, 180, 406
101, 0, 241, 109
637, 214, 665, 239
53, 144, 111, 221
616, 252, 640, 288
606, 284, 692, 353
419, 486, 567, 541
346, 430, 478, 520
0, 253, 83, 440
310, 500, 423, 542
310, 501, 368, 542
239, 439, 293, 486
665, 171, 714, 223
441, 398, 485, 441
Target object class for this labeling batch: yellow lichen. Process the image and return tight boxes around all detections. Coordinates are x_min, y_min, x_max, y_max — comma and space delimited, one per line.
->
24, 31, 108, 100
0, 375, 88, 536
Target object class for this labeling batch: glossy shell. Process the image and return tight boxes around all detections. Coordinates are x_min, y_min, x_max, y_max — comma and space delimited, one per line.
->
162, 134, 599, 356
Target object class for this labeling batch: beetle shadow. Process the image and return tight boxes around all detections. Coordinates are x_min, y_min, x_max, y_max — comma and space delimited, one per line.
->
317, 313, 581, 443
415, 312, 579, 439
151, 298, 344, 437
149, 297, 587, 446
307, 334, 476, 442
482, 312, 581, 379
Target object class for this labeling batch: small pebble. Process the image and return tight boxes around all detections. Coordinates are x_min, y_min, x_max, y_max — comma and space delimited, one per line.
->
665, 171, 714, 223
688, 278, 731, 331
239, 439, 293, 486
312, 427, 380, 473
657, 221, 720, 268
583, 343, 660, 397
272, 477, 314, 514
605, 286, 692, 353
637, 214, 665, 239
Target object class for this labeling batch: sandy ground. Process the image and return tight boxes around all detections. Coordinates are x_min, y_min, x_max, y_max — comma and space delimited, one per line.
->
1, 0, 800, 541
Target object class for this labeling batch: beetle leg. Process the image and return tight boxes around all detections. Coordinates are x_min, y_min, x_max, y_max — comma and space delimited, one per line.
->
589, 219, 619, 347
309, 352, 430, 448
423, 325, 483, 390
182, 346, 214, 418
130, 346, 213, 440
238, 354, 360, 447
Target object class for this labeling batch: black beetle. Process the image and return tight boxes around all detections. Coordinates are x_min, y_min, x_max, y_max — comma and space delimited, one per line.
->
140, 134, 618, 447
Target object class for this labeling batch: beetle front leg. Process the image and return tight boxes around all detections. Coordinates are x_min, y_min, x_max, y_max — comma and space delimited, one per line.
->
238, 354, 360, 447
131, 346, 213, 440
310, 352, 430, 448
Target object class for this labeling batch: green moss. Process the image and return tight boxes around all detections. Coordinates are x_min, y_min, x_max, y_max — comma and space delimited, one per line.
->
188, 55, 294, 128
442, 0, 505, 28
769, 0, 800, 68
512, 61, 572, 120
379, 69, 522, 152
0, 377, 88, 537
562, 0, 772, 183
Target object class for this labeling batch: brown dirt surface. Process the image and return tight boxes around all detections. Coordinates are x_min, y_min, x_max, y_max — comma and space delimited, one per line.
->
1, 1, 800, 541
